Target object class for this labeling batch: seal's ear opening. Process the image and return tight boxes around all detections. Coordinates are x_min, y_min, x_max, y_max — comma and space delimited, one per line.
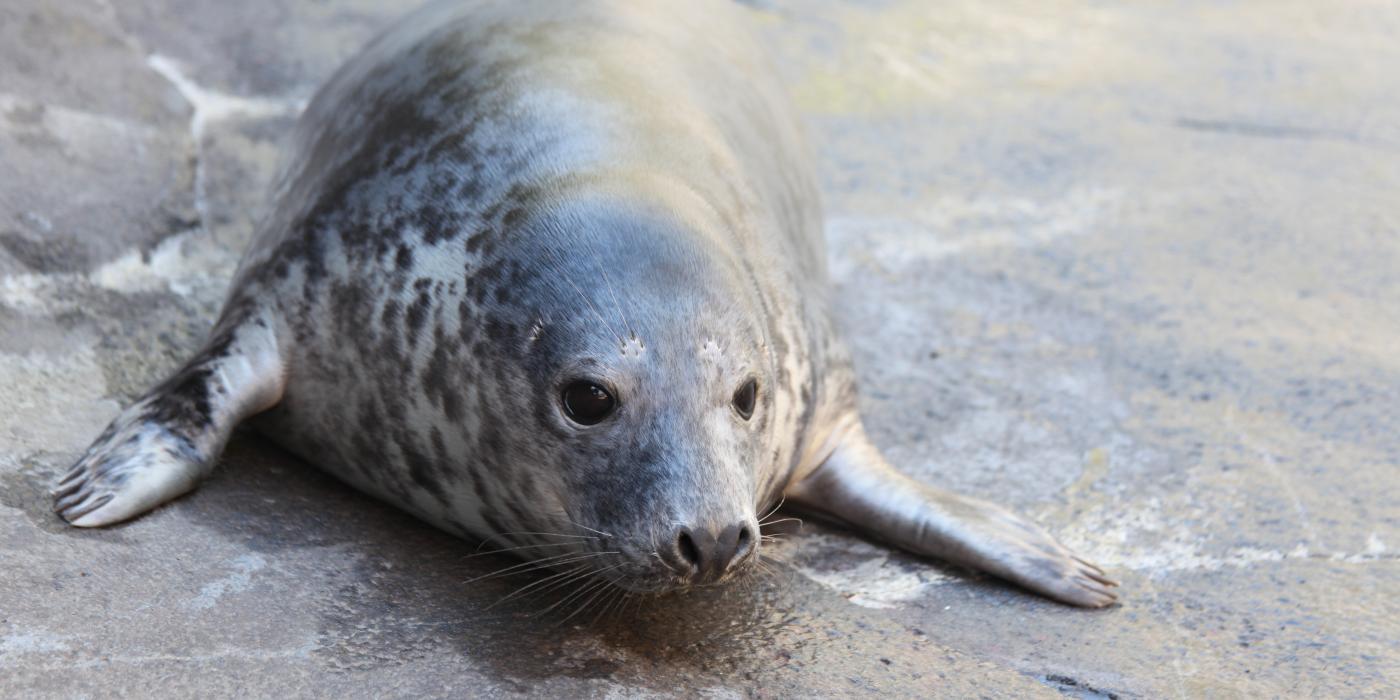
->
732, 378, 757, 420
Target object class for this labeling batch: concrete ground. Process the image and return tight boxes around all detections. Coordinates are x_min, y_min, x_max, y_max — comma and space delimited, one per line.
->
2, 0, 1397, 697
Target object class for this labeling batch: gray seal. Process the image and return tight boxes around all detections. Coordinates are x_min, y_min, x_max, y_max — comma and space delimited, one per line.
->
54, 0, 1117, 607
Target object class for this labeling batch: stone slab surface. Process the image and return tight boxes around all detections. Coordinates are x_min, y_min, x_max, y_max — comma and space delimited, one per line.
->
2, 1, 1397, 697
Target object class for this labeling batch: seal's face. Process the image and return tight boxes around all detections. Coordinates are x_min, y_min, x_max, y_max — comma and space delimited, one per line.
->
542, 330, 765, 592
483, 193, 774, 593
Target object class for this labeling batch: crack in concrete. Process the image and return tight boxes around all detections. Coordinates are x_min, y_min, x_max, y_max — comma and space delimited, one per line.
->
143, 55, 304, 237
1228, 408, 1321, 547
1038, 672, 1122, 699
1173, 117, 1362, 144
91, 0, 142, 54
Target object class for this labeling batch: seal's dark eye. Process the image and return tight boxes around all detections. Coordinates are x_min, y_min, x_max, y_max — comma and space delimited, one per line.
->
733, 378, 757, 420
562, 381, 616, 425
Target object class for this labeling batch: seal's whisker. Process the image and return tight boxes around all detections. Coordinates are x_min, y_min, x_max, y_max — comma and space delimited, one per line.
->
611, 589, 631, 620
463, 542, 577, 560
759, 516, 803, 529
473, 532, 595, 550
593, 585, 629, 626
471, 530, 599, 555
528, 563, 622, 603
750, 557, 772, 579
559, 270, 627, 347
484, 530, 601, 542
761, 548, 784, 571
540, 574, 612, 622
585, 585, 620, 627
561, 585, 611, 627
507, 570, 598, 611
475, 549, 586, 570
465, 551, 619, 584
522, 560, 626, 602
488, 565, 588, 609
757, 494, 787, 524
492, 560, 624, 609
736, 569, 761, 596
558, 577, 616, 626
598, 266, 636, 342
558, 517, 615, 539
476, 554, 618, 588
761, 563, 776, 579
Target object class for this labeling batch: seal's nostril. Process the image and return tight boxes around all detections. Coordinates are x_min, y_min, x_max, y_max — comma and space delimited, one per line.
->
677, 528, 701, 569
734, 523, 754, 560
671, 522, 755, 581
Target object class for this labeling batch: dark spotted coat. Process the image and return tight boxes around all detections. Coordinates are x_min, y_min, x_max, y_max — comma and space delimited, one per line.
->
58, 0, 1123, 608
64, 0, 857, 591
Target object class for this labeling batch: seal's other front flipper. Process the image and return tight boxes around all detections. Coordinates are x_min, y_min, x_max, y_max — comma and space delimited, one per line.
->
54, 316, 284, 527
784, 420, 1118, 608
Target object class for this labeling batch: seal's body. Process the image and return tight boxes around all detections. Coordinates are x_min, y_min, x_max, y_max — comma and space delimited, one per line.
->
56, 0, 1116, 606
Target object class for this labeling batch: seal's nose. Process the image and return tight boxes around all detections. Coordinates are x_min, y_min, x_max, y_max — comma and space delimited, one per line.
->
672, 521, 755, 583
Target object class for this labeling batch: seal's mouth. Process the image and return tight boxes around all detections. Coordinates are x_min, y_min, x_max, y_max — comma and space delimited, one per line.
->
485, 511, 769, 597
468, 524, 771, 620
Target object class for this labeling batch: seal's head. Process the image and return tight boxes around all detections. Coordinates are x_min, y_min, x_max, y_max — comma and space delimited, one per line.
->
471, 184, 782, 593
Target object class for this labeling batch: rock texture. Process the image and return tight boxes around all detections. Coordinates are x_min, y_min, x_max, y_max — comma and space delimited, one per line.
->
2, 0, 1397, 697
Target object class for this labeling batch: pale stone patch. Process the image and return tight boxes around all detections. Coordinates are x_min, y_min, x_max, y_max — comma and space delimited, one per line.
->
771, 533, 956, 610
0, 347, 119, 455
185, 554, 269, 611
0, 630, 72, 658
89, 229, 235, 298
1062, 498, 1393, 573
827, 186, 1123, 279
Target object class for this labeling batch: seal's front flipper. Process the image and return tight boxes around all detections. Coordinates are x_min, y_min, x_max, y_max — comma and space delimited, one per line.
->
785, 420, 1118, 607
54, 317, 283, 527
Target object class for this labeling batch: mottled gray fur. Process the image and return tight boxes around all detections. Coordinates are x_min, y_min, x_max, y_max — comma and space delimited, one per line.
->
56, 0, 1118, 606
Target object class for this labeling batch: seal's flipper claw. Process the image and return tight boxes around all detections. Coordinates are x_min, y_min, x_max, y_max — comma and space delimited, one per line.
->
54, 317, 283, 528
783, 419, 1120, 608
1073, 555, 1108, 576
56, 422, 212, 527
